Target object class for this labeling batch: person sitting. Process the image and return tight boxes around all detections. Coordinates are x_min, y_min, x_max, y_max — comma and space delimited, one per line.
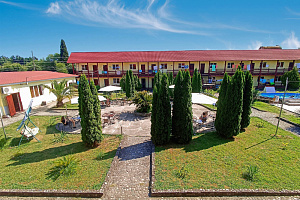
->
199, 111, 208, 122
61, 116, 76, 128
61, 116, 68, 125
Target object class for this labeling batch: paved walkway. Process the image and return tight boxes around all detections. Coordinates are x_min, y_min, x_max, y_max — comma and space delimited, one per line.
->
251, 108, 300, 136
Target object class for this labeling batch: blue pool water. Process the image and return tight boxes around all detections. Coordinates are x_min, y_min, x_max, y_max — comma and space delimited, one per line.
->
260, 93, 300, 99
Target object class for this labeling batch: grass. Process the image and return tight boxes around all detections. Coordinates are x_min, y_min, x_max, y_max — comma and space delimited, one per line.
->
202, 104, 217, 111
53, 101, 79, 110
0, 116, 121, 190
252, 101, 300, 125
154, 117, 300, 190
101, 92, 126, 100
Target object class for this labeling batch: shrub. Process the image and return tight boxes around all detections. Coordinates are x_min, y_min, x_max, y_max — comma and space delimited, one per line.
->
281, 67, 300, 90
96, 150, 107, 160
242, 165, 258, 181
52, 131, 68, 143
130, 91, 152, 113
46, 155, 79, 181
241, 71, 253, 129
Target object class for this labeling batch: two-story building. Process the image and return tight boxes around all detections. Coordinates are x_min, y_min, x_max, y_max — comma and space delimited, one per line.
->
67, 48, 300, 89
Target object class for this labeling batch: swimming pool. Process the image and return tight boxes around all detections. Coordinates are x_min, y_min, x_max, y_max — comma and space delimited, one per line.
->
260, 93, 300, 99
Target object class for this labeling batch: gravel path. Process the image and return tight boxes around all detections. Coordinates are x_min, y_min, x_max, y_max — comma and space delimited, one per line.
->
251, 108, 300, 136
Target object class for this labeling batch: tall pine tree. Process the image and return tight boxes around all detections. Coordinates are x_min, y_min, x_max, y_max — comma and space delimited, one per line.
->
125, 70, 132, 98
60, 39, 69, 62
241, 71, 253, 130
155, 74, 171, 145
197, 71, 202, 92
192, 68, 198, 93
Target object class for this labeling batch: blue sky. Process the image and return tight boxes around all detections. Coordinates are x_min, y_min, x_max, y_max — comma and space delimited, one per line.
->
1, 0, 300, 59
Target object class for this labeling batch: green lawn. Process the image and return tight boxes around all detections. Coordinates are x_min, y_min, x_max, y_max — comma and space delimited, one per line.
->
0, 116, 120, 190
202, 104, 217, 111
53, 101, 79, 110
154, 117, 300, 190
252, 101, 300, 125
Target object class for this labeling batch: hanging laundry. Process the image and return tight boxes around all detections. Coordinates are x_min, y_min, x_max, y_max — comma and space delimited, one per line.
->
212, 65, 216, 72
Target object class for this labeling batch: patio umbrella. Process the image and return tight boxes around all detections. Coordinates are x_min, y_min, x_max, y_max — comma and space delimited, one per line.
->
70, 97, 78, 104
98, 95, 107, 101
192, 93, 217, 105
98, 86, 122, 92
169, 85, 175, 89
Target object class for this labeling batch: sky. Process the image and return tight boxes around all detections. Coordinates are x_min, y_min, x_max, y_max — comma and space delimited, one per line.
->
1, 0, 300, 59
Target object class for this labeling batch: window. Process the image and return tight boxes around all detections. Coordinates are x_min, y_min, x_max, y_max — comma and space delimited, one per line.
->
112, 64, 119, 70
178, 63, 186, 69
262, 62, 267, 67
81, 65, 87, 70
30, 85, 43, 98
227, 63, 234, 68
161, 63, 167, 69
210, 63, 217, 68
130, 64, 137, 70
113, 78, 120, 84
279, 62, 284, 67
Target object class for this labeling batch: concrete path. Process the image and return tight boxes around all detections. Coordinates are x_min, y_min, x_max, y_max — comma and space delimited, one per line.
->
251, 108, 300, 136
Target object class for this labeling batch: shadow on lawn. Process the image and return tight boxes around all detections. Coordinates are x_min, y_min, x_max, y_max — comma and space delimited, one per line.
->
8, 142, 89, 166
155, 131, 232, 153
117, 138, 152, 161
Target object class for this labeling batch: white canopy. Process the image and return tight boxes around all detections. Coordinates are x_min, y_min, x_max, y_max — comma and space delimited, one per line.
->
169, 85, 175, 89
192, 93, 217, 105
99, 86, 122, 92
70, 95, 107, 104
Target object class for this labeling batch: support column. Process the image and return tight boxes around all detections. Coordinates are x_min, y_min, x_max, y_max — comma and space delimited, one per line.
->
173, 61, 174, 75
147, 62, 150, 89
275, 60, 279, 79
87, 63, 90, 82
258, 60, 263, 86
138, 62, 140, 76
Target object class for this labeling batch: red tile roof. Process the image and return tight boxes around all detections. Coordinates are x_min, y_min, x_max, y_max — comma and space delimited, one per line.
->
0, 71, 77, 86
67, 49, 300, 63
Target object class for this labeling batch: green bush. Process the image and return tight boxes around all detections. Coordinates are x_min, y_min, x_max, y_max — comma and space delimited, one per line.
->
46, 155, 79, 181
130, 91, 152, 113
52, 131, 68, 143
281, 67, 300, 90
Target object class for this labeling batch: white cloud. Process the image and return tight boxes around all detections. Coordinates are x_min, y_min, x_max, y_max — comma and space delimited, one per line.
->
0, 0, 37, 10
46, 2, 61, 14
281, 32, 300, 49
248, 41, 263, 50
45, 0, 192, 34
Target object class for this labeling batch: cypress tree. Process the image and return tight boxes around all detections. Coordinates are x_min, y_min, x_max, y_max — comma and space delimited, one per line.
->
78, 74, 86, 119
90, 81, 103, 147
197, 71, 202, 92
125, 70, 132, 98
282, 67, 300, 90
168, 72, 174, 85
154, 71, 162, 89
155, 74, 171, 145
151, 86, 159, 144
60, 39, 69, 62
215, 73, 230, 137
241, 71, 253, 130
172, 70, 193, 144
192, 68, 198, 93
223, 67, 245, 138
120, 75, 126, 91
129, 70, 135, 95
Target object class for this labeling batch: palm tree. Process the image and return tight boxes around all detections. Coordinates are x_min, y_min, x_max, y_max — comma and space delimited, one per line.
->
44, 79, 73, 107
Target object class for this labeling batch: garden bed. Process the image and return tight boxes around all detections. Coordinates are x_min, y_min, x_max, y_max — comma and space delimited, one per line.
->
0, 116, 121, 190
153, 117, 300, 191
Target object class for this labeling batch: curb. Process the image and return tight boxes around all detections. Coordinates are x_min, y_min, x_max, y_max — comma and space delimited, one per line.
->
150, 189, 300, 197
149, 140, 155, 195
252, 106, 268, 112
198, 103, 217, 111
0, 189, 103, 198
277, 117, 300, 128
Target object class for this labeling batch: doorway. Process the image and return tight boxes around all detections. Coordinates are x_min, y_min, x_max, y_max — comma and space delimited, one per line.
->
189, 63, 194, 71
141, 64, 146, 74
104, 79, 109, 86
6, 92, 23, 116
103, 65, 108, 71
200, 63, 205, 74
141, 78, 146, 89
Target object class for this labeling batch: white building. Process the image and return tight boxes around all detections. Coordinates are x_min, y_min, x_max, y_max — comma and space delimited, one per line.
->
0, 71, 77, 117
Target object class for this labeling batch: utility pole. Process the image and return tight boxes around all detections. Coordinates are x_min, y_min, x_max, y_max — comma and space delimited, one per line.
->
32, 51, 36, 71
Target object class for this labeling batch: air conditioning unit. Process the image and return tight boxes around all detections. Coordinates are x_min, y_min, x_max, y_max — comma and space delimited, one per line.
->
2, 86, 12, 94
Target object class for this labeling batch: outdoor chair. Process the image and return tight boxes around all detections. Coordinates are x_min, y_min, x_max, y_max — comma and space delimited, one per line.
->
19, 125, 40, 146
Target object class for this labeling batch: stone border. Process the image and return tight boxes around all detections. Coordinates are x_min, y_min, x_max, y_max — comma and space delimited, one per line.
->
277, 117, 300, 128
150, 145, 300, 197
197, 103, 217, 111
0, 189, 103, 198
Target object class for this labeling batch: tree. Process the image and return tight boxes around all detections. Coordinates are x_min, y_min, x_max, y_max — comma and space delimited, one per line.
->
155, 74, 171, 145
151, 86, 159, 144
125, 71, 133, 98
172, 70, 193, 144
241, 71, 253, 130
223, 67, 245, 138
281, 67, 300, 90
60, 39, 69, 62
168, 72, 174, 85
129, 70, 135, 95
79, 75, 102, 147
43, 79, 73, 107
120, 75, 126, 91
90, 81, 103, 145
197, 71, 202, 92
56, 63, 68, 73
215, 73, 231, 137
192, 68, 198, 93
